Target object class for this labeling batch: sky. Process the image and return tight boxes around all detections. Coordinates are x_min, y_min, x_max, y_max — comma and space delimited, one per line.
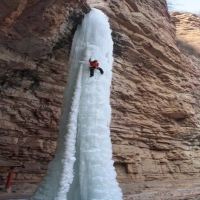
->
169, 0, 200, 14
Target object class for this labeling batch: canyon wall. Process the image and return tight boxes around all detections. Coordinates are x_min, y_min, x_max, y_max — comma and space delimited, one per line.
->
0, 0, 83, 185
1, 0, 200, 199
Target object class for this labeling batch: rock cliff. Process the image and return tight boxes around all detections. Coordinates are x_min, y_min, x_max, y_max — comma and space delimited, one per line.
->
171, 12, 200, 57
0, 0, 84, 188
1, 0, 200, 199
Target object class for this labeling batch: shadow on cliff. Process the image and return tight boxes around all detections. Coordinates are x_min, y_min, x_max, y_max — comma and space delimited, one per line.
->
176, 39, 200, 58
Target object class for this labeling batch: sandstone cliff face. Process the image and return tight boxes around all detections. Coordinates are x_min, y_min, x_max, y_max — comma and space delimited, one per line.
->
171, 12, 200, 53
1, 0, 200, 199
0, 0, 84, 185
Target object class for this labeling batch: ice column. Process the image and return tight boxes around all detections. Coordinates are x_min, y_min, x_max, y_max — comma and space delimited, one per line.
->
31, 8, 122, 200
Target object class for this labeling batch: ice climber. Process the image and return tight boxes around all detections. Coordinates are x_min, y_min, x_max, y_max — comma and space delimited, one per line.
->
89, 58, 104, 77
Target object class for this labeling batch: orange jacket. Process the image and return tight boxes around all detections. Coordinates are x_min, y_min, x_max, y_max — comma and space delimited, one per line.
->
89, 58, 99, 67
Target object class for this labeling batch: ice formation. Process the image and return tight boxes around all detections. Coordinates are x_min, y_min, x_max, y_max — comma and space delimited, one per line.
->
31, 8, 122, 200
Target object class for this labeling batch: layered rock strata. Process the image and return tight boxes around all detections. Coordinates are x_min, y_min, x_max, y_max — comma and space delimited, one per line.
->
171, 12, 200, 52
1, 0, 200, 199
0, 0, 84, 184
89, 1, 200, 199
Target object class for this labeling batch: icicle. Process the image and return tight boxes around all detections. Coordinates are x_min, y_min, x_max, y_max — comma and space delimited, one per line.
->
55, 65, 83, 200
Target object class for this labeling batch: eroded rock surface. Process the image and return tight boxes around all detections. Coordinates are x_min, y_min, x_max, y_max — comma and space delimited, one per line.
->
171, 12, 200, 53
1, 0, 200, 199
0, 0, 84, 185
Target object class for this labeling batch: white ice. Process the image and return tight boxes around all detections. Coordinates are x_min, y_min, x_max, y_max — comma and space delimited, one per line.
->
31, 8, 122, 200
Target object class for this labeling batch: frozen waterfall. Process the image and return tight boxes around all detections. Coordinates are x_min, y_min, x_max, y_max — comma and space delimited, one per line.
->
31, 8, 122, 200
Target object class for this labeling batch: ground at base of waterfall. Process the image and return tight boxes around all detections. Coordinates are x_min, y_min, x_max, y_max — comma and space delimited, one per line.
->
0, 183, 35, 200
0, 193, 32, 200
1, 185, 200, 200
124, 186, 200, 200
